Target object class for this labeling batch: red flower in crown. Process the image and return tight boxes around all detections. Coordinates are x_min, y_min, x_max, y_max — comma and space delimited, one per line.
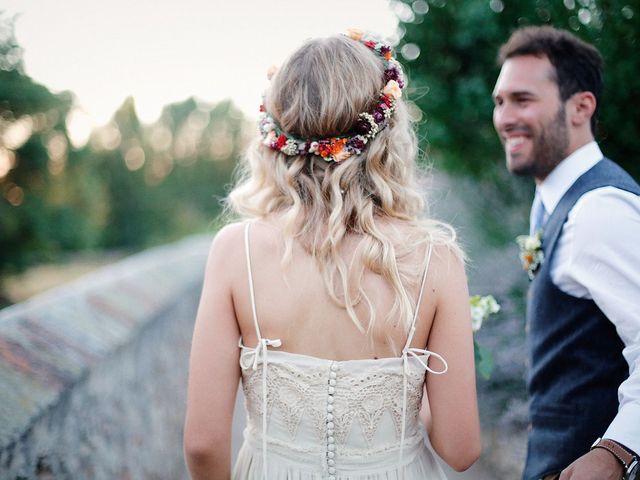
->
317, 143, 332, 158
276, 134, 287, 149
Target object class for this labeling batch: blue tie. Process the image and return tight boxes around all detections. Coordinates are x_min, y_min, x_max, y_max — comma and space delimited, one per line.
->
530, 193, 547, 236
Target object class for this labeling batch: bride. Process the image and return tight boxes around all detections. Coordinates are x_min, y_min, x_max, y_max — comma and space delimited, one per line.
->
184, 30, 480, 479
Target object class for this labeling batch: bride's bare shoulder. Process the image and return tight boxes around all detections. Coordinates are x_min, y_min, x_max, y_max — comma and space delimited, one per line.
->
211, 221, 245, 247
204, 222, 247, 271
209, 220, 282, 259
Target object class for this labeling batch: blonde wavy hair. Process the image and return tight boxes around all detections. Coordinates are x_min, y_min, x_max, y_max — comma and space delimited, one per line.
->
227, 35, 461, 342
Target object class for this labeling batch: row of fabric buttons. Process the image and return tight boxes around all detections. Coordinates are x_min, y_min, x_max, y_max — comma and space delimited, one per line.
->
326, 362, 338, 480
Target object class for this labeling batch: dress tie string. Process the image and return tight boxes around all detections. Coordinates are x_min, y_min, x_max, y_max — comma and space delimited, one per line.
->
398, 348, 448, 477
239, 336, 282, 479
242, 223, 288, 478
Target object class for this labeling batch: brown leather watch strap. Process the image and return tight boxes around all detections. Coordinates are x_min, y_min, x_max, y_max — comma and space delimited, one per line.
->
591, 438, 635, 470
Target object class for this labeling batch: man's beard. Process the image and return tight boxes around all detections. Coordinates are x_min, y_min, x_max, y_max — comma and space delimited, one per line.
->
512, 105, 569, 179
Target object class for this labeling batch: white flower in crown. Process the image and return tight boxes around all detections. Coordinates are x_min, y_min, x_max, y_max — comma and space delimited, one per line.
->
263, 130, 276, 146
516, 230, 545, 280
266, 64, 278, 80
281, 139, 298, 156
345, 28, 364, 41
383, 80, 402, 100
333, 149, 352, 163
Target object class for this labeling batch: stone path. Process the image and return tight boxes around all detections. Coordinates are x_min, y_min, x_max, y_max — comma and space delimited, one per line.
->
441, 461, 495, 480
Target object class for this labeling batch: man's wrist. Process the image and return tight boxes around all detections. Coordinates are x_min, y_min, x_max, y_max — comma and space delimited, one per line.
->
591, 438, 639, 479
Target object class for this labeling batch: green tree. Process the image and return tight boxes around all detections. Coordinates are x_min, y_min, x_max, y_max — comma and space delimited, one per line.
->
0, 12, 247, 306
95, 96, 242, 249
0, 14, 107, 299
394, 0, 639, 240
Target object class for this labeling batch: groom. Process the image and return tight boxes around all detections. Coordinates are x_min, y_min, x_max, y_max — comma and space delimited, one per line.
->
492, 27, 640, 480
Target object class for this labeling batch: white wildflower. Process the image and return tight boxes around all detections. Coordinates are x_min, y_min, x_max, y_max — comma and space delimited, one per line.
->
469, 295, 501, 332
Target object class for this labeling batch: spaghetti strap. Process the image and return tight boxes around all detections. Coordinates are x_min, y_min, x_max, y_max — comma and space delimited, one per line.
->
244, 222, 262, 341
397, 238, 445, 477
241, 222, 281, 480
402, 239, 434, 352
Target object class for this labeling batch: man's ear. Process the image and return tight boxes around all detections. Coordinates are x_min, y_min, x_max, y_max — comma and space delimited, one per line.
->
568, 91, 596, 128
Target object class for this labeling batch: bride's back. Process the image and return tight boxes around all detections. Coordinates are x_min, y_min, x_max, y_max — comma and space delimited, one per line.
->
232, 219, 437, 361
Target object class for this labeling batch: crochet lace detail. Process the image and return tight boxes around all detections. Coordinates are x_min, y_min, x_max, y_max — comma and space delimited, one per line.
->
240, 355, 425, 449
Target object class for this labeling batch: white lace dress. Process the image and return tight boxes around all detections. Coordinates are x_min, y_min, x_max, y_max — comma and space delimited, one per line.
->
233, 224, 449, 480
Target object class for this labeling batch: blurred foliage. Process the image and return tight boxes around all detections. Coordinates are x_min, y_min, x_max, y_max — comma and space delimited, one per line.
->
3, 3, 638, 301
0, 13, 95, 275
394, 0, 640, 241
94, 97, 244, 248
0, 13, 246, 302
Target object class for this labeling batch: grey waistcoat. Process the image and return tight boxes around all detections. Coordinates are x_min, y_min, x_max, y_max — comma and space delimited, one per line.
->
523, 159, 640, 480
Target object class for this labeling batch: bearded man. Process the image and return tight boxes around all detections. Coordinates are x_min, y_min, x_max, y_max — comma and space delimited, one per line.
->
492, 26, 640, 480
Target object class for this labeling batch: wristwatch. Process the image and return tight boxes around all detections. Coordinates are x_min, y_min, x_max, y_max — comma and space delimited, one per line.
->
591, 437, 639, 480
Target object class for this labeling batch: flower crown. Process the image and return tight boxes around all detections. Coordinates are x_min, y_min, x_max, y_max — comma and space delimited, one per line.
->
258, 29, 406, 163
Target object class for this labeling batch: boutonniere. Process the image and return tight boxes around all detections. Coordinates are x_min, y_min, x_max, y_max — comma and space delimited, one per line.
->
516, 230, 544, 280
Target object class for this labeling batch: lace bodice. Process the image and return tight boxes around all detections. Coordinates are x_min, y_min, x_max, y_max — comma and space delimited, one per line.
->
240, 348, 435, 448
237, 222, 447, 480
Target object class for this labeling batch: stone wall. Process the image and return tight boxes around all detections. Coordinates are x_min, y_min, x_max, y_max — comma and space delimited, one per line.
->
0, 235, 211, 480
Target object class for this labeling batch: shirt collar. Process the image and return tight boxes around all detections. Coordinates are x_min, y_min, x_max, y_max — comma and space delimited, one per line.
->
536, 141, 603, 215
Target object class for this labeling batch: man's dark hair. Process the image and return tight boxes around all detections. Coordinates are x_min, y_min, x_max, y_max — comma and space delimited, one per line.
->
498, 26, 603, 133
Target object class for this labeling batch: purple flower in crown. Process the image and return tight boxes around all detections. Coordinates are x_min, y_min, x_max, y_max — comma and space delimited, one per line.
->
385, 67, 400, 83
356, 118, 373, 136
347, 136, 366, 153
298, 142, 310, 155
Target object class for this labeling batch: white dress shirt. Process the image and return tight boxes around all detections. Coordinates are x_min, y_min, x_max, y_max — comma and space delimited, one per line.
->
535, 141, 640, 455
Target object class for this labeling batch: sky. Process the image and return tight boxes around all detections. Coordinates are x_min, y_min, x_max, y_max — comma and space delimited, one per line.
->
3, 0, 403, 145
